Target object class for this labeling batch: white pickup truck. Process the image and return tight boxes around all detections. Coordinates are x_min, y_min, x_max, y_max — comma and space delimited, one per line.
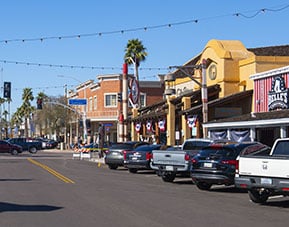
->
235, 138, 289, 204
150, 138, 212, 182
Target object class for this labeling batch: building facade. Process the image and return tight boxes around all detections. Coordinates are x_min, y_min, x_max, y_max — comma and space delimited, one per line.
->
130, 39, 289, 146
68, 73, 164, 145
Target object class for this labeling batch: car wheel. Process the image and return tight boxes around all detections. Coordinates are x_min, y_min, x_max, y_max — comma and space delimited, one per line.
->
128, 168, 138, 173
108, 164, 118, 170
196, 182, 212, 190
162, 172, 176, 182
29, 147, 37, 154
248, 189, 269, 204
11, 149, 19, 155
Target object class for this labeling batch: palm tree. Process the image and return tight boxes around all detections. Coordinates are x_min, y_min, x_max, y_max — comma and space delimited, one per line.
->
124, 38, 148, 82
20, 88, 34, 137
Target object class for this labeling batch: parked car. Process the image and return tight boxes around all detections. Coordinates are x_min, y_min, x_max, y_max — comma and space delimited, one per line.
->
104, 141, 148, 169
191, 142, 264, 190
45, 139, 58, 149
7, 138, 42, 153
124, 144, 163, 173
0, 140, 23, 155
150, 138, 212, 182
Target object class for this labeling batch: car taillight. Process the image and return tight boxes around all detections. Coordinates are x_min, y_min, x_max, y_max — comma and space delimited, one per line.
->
191, 158, 198, 164
221, 160, 238, 167
146, 152, 152, 160
184, 154, 190, 161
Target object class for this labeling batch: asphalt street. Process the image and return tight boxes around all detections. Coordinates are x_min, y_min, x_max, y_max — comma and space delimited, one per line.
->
1, 150, 289, 227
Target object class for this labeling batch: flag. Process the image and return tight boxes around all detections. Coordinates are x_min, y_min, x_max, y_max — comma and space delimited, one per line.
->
158, 119, 166, 132
135, 123, 141, 133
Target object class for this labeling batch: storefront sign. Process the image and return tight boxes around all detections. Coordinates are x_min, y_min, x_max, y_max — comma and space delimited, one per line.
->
268, 76, 289, 110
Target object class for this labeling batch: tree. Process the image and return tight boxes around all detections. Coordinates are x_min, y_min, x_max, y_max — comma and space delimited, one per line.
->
20, 88, 34, 138
124, 38, 148, 82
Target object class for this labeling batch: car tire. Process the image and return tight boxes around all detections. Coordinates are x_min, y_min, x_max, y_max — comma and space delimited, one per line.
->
29, 146, 37, 154
196, 182, 212, 190
108, 164, 118, 170
248, 189, 269, 204
128, 168, 138, 173
11, 149, 19, 155
161, 172, 176, 182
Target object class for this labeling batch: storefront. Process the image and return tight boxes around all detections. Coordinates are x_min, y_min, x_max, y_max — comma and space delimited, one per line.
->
204, 65, 289, 147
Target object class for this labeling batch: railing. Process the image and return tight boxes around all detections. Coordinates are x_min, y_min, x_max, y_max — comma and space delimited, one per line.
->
86, 110, 119, 118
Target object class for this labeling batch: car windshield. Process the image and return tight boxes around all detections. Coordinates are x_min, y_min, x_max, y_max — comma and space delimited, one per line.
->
110, 143, 134, 149
198, 147, 235, 158
183, 141, 211, 150
135, 145, 160, 151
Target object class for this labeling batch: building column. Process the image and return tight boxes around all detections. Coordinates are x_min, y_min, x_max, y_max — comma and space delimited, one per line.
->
181, 97, 191, 143
131, 108, 138, 141
250, 128, 256, 141
167, 97, 176, 146
280, 126, 287, 138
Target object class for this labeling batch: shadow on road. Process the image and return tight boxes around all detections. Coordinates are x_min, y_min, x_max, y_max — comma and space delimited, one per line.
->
0, 202, 63, 212
0, 179, 32, 182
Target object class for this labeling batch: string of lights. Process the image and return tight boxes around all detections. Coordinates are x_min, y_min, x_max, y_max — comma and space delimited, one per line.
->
0, 59, 169, 71
14, 84, 76, 92
0, 4, 288, 44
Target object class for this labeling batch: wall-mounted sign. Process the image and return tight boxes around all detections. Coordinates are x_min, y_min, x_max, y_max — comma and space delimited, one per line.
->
129, 78, 140, 105
268, 75, 289, 110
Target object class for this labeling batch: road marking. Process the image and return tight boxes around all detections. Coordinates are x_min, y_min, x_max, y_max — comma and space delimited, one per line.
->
27, 158, 75, 184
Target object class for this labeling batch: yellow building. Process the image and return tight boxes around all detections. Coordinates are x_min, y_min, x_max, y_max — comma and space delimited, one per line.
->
131, 39, 289, 145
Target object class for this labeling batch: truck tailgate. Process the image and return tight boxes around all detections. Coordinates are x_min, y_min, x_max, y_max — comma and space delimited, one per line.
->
152, 150, 186, 165
239, 156, 289, 178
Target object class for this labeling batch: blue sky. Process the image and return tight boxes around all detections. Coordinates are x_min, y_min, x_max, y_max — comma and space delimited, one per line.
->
1, 0, 289, 115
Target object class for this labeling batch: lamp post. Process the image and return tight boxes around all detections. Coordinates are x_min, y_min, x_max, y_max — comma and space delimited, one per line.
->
58, 75, 88, 144
169, 59, 208, 138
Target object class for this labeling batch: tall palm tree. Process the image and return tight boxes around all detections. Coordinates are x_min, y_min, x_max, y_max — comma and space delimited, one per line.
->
21, 88, 34, 137
124, 38, 148, 82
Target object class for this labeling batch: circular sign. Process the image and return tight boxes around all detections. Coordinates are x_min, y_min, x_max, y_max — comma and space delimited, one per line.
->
129, 78, 140, 105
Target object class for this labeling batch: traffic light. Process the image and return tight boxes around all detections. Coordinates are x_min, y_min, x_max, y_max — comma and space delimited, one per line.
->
37, 98, 43, 109
3, 82, 11, 99
117, 93, 122, 102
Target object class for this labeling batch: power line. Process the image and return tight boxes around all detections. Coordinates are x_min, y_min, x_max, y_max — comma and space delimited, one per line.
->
0, 4, 288, 44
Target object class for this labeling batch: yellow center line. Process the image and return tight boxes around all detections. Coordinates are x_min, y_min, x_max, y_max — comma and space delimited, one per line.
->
28, 158, 75, 184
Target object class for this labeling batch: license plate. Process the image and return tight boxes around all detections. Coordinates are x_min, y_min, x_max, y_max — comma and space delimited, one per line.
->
204, 162, 213, 168
166, 166, 174, 171
112, 152, 118, 155
261, 178, 272, 184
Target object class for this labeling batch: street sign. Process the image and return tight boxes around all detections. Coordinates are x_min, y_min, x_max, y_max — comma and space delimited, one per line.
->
69, 99, 87, 105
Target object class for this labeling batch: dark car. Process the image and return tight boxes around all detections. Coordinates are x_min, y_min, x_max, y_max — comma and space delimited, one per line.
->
0, 140, 23, 155
124, 144, 163, 173
45, 139, 58, 149
104, 141, 148, 169
7, 137, 42, 153
191, 142, 267, 190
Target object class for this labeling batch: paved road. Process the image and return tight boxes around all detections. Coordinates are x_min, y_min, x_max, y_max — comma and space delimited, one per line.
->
1, 150, 289, 227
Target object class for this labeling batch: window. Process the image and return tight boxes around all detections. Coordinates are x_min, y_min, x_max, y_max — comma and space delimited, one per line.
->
93, 96, 97, 110
140, 93, 146, 107
105, 94, 117, 107
128, 93, 146, 107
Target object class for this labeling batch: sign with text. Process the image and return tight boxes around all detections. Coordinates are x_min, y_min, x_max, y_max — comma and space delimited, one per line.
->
69, 99, 87, 105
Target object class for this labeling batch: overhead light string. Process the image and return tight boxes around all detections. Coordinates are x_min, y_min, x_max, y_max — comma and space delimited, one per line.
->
0, 4, 288, 44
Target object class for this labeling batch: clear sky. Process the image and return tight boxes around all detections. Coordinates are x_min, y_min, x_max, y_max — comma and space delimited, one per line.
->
1, 0, 289, 115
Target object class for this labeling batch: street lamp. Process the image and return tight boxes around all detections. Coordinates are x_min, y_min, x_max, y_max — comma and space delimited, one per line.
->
169, 59, 208, 138
58, 75, 88, 144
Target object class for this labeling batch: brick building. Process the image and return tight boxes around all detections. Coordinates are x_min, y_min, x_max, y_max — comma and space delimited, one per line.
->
68, 73, 164, 145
